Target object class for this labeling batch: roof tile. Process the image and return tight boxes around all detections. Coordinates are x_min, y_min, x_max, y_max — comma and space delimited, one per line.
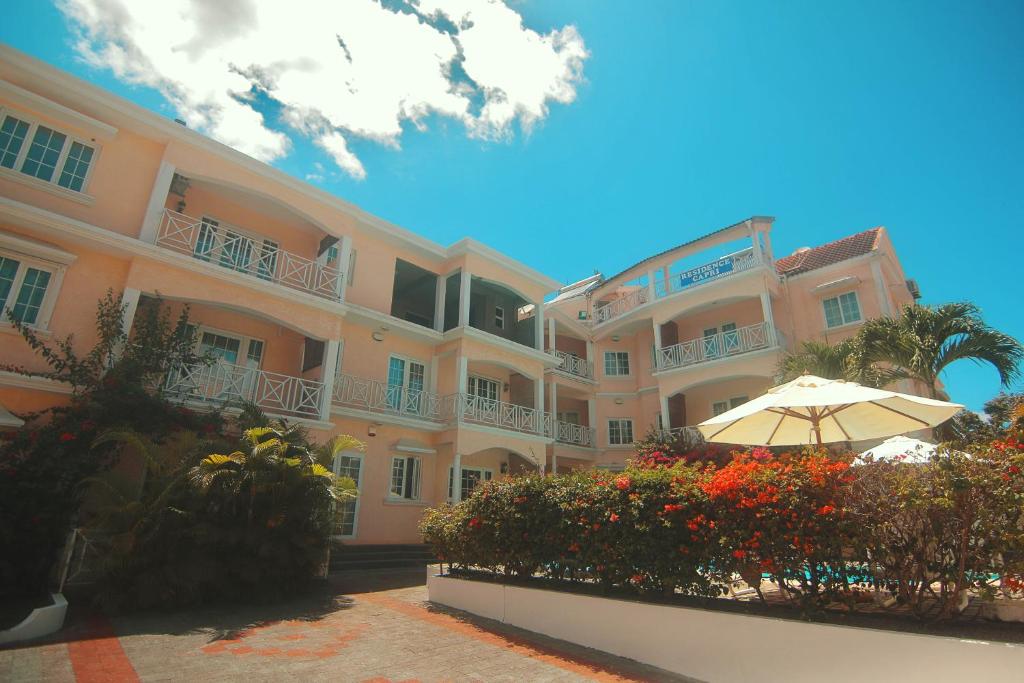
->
775, 227, 882, 276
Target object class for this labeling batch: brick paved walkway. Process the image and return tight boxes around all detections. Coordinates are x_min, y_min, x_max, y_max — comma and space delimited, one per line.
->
0, 569, 690, 682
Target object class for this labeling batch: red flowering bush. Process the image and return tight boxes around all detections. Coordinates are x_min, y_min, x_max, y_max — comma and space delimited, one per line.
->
632, 426, 733, 469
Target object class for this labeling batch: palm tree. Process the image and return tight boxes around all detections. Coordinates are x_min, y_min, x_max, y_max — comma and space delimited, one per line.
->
855, 303, 1024, 399
778, 339, 883, 386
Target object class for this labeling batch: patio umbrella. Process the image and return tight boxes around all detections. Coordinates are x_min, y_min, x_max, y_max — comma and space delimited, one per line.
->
696, 374, 963, 446
857, 435, 937, 464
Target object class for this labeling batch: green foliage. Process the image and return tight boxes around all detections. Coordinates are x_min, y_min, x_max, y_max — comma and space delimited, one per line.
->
0, 291, 215, 599
779, 339, 886, 386
86, 422, 361, 611
631, 426, 731, 469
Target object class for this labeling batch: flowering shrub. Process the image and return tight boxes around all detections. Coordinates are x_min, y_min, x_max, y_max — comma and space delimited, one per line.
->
631, 426, 732, 469
422, 440, 1024, 620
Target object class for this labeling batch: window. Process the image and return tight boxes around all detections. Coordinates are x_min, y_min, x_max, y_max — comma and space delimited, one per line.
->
712, 396, 749, 416
0, 114, 97, 193
608, 418, 634, 445
389, 456, 421, 500
333, 452, 363, 537
0, 255, 55, 326
448, 466, 493, 501
557, 411, 580, 424
604, 351, 630, 376
468, 375, 500, 401
823, 291, 861, 328
387, 355, 426, 414
494, 305, 505, 329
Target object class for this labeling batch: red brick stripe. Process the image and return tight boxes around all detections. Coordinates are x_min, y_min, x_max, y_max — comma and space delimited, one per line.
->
66, 616, 140, 683
360, 592, 652, 683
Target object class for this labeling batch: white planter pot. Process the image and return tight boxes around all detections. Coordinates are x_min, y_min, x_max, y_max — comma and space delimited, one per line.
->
426, 568, 1024, 683
0, 593, 68, 645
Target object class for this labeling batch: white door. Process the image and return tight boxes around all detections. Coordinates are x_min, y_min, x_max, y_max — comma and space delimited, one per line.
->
386, 356, 426, 414
333, 452, 363, 538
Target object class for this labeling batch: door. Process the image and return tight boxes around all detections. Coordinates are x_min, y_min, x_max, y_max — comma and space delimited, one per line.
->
332, 452, 363, 537
220, 229, 254, 273
449, 466, 493, 502
702, 327, 720, 359
467, 375, 500, 421
194, 217, 219, 261
386, 356, 427, 414
721, 322, 739, 354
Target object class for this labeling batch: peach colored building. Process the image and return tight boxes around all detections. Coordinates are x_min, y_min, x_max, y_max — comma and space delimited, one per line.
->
0, 47, 920, 544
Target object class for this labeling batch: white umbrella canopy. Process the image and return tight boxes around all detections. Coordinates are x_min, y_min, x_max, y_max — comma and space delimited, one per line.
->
858, 435, 937, 464
697, 374, 963, 446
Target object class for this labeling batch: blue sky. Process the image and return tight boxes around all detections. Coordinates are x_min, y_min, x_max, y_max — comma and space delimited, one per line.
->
3, 1, 1023, 411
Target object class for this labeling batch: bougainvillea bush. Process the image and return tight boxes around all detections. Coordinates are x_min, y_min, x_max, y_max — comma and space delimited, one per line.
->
422, 440, 1024, 620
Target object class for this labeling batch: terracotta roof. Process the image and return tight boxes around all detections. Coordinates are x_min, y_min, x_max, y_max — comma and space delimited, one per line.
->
774, 227, 883, 276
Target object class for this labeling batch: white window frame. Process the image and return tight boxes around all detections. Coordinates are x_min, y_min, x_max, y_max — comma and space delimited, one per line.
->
0, 234, 74, 332
604, 351, 631, 377
494, 305, 505, 330
0, 106, 101, 198
822, 291, 862, 329
194, 325, 265, 369
607, 418, 634, 445
388, 455, 422, 501
332, 450, 364, 539
468, 374, 501, 401
448, 465, 494, 502
712, 395, 749, 416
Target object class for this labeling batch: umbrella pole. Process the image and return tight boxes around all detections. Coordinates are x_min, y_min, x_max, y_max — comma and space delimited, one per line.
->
810, 408, 823, 448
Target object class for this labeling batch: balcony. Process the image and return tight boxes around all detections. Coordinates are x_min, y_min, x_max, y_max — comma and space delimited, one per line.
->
554, 421, 596, 447
550, 349, 594, 380
332, 373, 442, 422
655, 321, 777, 372
442, 393, 553, 437
593, 248, 763, 325
162, 362, 326, 418
155, 209, 343, 301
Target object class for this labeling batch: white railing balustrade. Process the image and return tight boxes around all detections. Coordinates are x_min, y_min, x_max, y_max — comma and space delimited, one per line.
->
156, 209, 343, 301
442, 393, 552, 436
594, 288, 650, 324
655, 321, 776, 371
550, 349, 594, 379
163, 361, 325, 417
555, 421, 596, 447
662, 248, 761, 298
332, 373, 441, 421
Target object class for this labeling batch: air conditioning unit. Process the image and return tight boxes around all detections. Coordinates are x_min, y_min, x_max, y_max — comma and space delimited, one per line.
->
577, 310, 588, 320
906, 279, 921, 300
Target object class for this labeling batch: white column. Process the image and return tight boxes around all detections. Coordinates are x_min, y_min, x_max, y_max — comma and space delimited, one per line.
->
660, 395, 671, 431
534, 302, 545, 351
759, 291, 777, 345
534, 375, 545, 414
587, 399, 597, 443
452, 452, 462, 502
456, 355, 469, 395
458, 270, 472, 328
870, 258, 893, 316
139, 160, 176, 243
662, 265, 671, 294
652, 321, 663, 371
749, 221, 764, 263
336, 235, 353, 302
547, 317, 556, 352
549, 381, 558, 422
319, 339, 341, 421
115, 288, 142, 362
646, 270, 656, 301
429, 356, 439, 395
552, 451, 558, 477
434, 273, 448, 332
586, 339, 595, 365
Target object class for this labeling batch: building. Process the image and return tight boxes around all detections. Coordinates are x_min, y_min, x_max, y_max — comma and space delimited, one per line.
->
0, 47, 920, 544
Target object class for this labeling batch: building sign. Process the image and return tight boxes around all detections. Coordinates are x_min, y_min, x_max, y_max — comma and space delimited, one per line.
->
676, 257, 733, 290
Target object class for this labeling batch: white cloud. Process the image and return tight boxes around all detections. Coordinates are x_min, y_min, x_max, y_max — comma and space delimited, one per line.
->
59, 0, 589, 178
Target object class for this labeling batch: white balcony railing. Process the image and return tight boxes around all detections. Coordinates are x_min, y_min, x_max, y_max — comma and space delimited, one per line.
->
655, 321, 776, 371
550, 349, 594, 379
593, 288, 649, 324
555, 421, 596, 447
593, 248, 764, 326
660, 247, 761, 298
163, 362, 325, 418
332, 373, 441, 421
156, 209, 343, 301
442, 393, 553, 437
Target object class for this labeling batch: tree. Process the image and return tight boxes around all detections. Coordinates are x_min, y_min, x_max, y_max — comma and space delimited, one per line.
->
780, 339, 860, 383
856, 303, 1024, 399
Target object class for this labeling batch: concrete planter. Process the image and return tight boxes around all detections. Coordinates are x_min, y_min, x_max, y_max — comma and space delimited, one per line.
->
427, 569, 1024, 682
0, 593, 68, 645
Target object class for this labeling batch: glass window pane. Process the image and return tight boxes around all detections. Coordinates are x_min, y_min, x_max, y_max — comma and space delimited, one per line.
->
390, 457, 405, 497
823, 297, 842, 328
0, 116, 30, 169
0, 256, 20, 310
194, 220, 219, 261
840, 292, 861, 323
20, 126, 67, 182
57, 141, 94, 191
11, 267, 51, 325
246, 339, 264, 365
200, 332, 241, 364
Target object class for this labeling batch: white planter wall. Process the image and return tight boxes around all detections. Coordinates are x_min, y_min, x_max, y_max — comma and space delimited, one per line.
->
0, 593, 68, 645
427, 569, 1024, 683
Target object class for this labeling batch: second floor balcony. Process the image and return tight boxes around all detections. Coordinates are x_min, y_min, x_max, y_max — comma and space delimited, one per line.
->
654, 321, 779, 372
554, 420, 597, 447
550, 349, 594, 380
156, 209, 344, 302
